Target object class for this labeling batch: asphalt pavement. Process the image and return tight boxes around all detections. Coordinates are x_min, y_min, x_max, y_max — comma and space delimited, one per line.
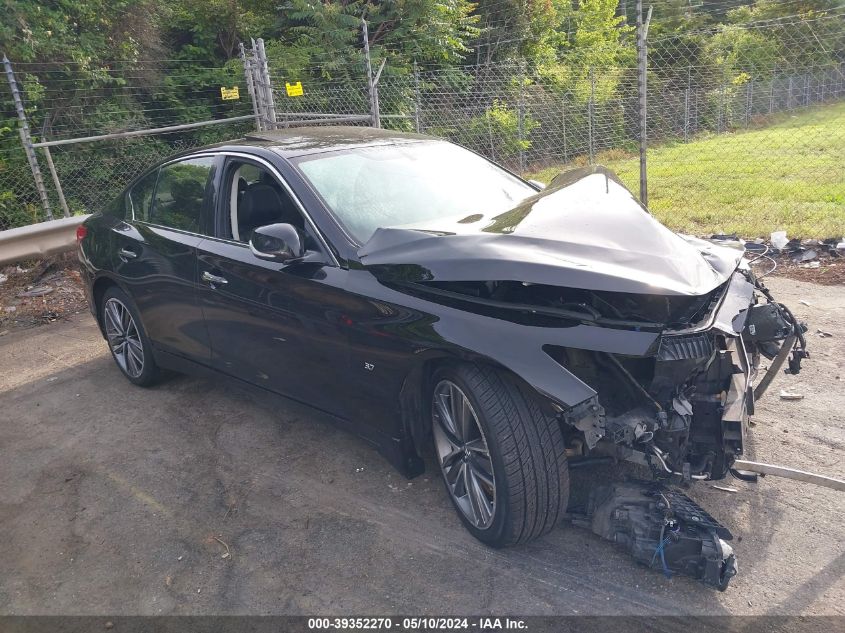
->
1, 277, 843, 615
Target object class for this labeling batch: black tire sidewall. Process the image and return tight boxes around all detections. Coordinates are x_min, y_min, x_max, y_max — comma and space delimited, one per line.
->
101, 286, 158, 387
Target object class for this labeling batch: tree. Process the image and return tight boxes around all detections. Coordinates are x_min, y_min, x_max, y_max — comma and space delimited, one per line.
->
0, 1, 165, 63
726, 1, 845, 70
274, 0, 480, 77
168, 0, 277, 61
471, 1, 574, 65
538, 0, 633, 100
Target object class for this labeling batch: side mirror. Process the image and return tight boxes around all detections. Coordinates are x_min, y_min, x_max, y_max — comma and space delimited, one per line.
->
249, 223, 305, 262
527, 179, 547, 190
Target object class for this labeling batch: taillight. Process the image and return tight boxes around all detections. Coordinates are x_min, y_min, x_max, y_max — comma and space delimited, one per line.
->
76, 225, 88, 244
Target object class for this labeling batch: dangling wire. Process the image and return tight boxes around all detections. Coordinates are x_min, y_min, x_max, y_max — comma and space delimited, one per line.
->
650, 521, 674, 578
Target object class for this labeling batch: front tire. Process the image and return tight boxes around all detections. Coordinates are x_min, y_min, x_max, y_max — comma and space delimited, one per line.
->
101, 286, 161, 387
431, 363, 569, 547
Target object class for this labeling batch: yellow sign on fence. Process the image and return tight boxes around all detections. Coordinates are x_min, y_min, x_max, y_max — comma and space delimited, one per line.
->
285, 81, 304, 97
220, 86, 240, 101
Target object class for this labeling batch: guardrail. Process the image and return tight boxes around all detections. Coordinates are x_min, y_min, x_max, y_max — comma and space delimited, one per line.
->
0, 215, 90, 266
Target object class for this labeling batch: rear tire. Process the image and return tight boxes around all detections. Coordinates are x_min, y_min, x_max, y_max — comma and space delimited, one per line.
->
431, 363, 569, 547
100, 286, 162, 387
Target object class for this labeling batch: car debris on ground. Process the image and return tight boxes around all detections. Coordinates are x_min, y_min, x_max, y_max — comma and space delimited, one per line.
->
710, 485, 739, 493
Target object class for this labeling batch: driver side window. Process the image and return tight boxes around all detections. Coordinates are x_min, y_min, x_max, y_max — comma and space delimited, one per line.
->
224, 160, 306, 243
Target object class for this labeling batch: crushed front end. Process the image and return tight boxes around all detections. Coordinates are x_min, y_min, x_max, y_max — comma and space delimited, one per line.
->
550, 265, 808, 485
360, 168, 810, 589
545, 264, 808, 590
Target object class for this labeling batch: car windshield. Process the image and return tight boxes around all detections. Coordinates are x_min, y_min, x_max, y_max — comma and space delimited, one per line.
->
292, 141, 536, 244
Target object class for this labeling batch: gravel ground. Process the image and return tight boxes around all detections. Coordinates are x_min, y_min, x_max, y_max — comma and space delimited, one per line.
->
0, 276, 842, 616
0, 254, 87, 334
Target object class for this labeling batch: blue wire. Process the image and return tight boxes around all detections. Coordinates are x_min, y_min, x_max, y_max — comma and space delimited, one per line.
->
651, 536, 674, 578
659, 540, 672, 578
650, 537, 670, 566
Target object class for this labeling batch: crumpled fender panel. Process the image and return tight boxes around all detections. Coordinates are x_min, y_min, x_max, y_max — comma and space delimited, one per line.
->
352, 273, 660, 409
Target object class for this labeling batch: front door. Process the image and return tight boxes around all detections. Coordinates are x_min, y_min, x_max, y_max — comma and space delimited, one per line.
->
195, 156, 350, 415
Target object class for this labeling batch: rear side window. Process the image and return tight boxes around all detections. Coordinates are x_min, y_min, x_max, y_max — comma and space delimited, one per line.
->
149, 157, 214, 233
128, 169, 158, 221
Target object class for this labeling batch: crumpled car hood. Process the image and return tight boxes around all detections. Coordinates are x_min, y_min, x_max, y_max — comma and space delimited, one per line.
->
357, 166, 744, 296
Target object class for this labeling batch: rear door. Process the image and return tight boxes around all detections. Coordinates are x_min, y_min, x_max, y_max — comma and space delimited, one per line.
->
195, 154, 351, 415
114, 155, 217, 361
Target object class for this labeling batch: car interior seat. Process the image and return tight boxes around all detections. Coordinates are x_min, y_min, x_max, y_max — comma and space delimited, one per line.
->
237, 182, 303, 242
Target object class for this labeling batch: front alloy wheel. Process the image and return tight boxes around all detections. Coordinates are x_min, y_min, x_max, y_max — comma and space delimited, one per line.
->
430, 364, 569, 547
432, 379, 496, 529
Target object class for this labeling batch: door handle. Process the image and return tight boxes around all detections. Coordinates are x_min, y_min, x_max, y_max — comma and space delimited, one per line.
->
118, 248, 138, 261
202, 271, 228, 287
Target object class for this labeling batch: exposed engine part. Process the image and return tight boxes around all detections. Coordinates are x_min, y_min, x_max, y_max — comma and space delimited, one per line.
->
650, 446, 709, 481
730, 467, 760, 483
605, 353, 663, 413
545, 271, 810, 485
787, 346, 809, 375
657, 332, 714, 361
574, 481, 737, 591
558, 397, 606, 450
606, 407, 655, 445
743, 302, 793, 347
750, 282, 809, 376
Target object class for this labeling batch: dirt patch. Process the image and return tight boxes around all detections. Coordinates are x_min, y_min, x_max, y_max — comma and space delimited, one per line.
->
0, 253, 88, 334
767, 254, 845, 286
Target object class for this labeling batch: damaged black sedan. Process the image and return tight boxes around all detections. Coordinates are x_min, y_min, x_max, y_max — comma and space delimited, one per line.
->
78, 127, 808, 590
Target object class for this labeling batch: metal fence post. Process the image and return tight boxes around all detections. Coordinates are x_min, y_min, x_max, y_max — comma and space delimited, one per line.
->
684, 66, 691, 142
636, 0, 648, 206
413, 61, 422, 133
240, 42, 263, 131
788, 76, 793, 110
487, 104, 496, 162
769, 68, 775, 114
249, 38, 262, 125
362, 18, 380, 128
255, 38, 277, 129
745, 80, 752, 128
561, 95, 568, 163
3, 55, 54, 221
819, 70, 824, 103
518, 62, 526, 172
588, 68, 595, 165
41, 147, 70, 217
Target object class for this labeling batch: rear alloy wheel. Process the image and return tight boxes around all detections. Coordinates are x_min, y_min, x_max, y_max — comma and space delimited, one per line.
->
431, 364, 569, 547
104, 297, 144, 379
101, 287, 161, 387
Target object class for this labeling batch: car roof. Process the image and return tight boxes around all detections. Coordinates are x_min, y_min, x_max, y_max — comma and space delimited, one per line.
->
200, 126, 437, 159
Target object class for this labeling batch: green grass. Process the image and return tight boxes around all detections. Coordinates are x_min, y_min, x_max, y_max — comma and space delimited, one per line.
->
526, 102, 845, 239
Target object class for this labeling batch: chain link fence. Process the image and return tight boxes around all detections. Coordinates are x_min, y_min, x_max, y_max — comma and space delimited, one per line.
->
2, 8, 844, 238
0, 57, 259, 230
375, 11, 845, 237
